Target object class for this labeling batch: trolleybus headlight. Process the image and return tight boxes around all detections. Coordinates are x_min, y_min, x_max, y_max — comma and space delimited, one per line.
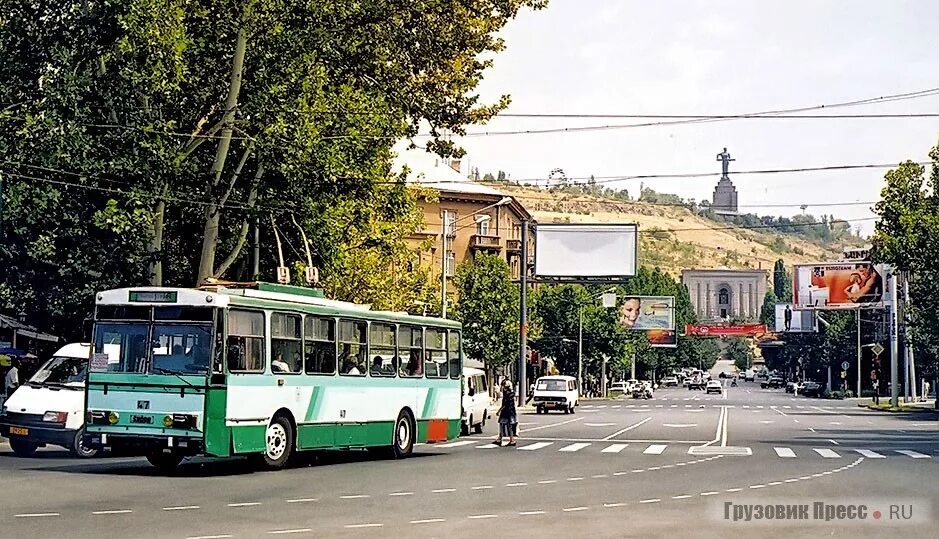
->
42, 411, 69, 423
163, 415, 174, 428
107, 411, 120, 425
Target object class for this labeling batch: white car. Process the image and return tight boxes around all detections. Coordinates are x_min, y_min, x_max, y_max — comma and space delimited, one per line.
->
462, 367, 490, 434
609, 381, 629, 394
532, 375, 578, 414
705, 380, 723, 394
661, 376, 679, 387
0, 343, 97, 457
625, 379, 639, 392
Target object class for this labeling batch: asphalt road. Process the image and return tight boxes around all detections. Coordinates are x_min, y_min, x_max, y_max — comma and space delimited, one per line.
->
1, 380, 937, 538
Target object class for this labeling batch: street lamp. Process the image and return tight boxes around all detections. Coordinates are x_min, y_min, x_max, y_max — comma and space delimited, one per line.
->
578, 287, 618, 397
440, 197, 513, 319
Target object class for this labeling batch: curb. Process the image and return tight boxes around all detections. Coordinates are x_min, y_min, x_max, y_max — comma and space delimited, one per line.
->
857, 402, 939, 413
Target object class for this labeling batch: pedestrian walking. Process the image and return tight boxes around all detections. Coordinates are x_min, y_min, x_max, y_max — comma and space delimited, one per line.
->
492, 379, 517, 447
4, 359, 19, 398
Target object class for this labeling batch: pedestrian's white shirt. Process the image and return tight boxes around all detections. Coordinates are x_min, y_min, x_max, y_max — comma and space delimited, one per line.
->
5, 366, 18, 390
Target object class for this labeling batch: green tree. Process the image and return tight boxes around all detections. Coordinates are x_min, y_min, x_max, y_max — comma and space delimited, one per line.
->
453, 254, 519, 376
773, 259, 792, 302
760, 290, 778, 327
726, 337, 753, 372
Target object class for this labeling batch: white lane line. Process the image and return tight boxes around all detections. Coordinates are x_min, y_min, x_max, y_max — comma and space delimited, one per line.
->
471, 486, 493, 491
476, 443, 501, 449
92, 510, 133, 515
585, 423, 616, 427
187, 535, 233, 539
506, 483, 527, 487
643, 444, 667, 455
164, 505, 201, 511
672, 495, 692, 499
700, 491, 719, 496
520, 417, 584, 433
344, 524, 382, 529
726, 488, 743, 493
431, 488, 456, 493
559, 442, 591, 452
602, 443, 628, 453
784, 479, 799, 483
640, 498, 661, 504
663, 423, 697, 428
228, 502, 262, 507
774, 447, 797, 458
538, 480, 557, 484
808, 427, 816, 433
592, 474, 609, 479
410, 518, 445, 524
388, 492, 414, 497
563, 507, 589, 512
896, 450, 931, 459
566, 477, 584, 482
468, 514, 498, 520
768, 481, 783, 486
829, 439, 840, 446
268, 529, 313, 535
15, 513, 60, 518
750, 485, 766, 490
603, 502, 627, 508
519, 510, 546, 516
814, 448, 841, 458
601, 417, 654, 441
339, 495, 370, 500
437, 440, 477, 448
519, 442, 553, 451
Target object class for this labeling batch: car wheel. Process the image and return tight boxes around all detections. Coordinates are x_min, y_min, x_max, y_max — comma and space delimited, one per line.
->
9, 438, 39, 458
253, 415, 294, 470
391, 409, 415, 459
69, 428, 98, 458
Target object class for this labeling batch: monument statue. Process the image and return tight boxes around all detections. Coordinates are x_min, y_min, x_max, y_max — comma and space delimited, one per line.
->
716, 147, 735, 178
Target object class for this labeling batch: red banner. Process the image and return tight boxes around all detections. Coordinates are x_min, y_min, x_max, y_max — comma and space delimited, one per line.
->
685, 324, 767, 337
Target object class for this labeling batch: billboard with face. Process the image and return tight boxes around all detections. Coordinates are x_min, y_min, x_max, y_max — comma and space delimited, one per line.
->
620, 296, 676, 347
793, 262, 887, 309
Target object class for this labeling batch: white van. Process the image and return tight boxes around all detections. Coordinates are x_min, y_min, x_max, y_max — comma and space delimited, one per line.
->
532, 375, 578, 414
0, 343, 97, 458
462, 367, 490, 434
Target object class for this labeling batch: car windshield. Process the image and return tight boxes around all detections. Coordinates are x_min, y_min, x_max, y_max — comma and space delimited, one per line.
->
536, 379, 567, 391
29, 356, 87, 387
94, 322, 213, 375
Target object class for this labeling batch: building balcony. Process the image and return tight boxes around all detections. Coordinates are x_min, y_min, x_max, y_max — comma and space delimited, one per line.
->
470, 234, 502, 252
505, 239, 522, 253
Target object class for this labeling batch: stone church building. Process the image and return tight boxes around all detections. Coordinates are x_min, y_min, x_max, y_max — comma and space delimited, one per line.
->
681, 268, 768, 322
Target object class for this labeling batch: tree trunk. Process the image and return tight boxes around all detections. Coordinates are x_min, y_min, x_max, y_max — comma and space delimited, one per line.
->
148, 186, 168, 286
213, 169, 262, 279
196, 21, 248, 285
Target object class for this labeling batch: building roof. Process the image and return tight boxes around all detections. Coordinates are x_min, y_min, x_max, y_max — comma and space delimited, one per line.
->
393, 147, 505, 197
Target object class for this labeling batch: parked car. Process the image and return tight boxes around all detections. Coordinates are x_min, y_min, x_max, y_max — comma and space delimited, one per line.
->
761, 376, 785, 389
744, 370, 755, 382
705, 380, 723, 394
609, 381, 629, 395
532, 375, 579, 414
785, 381, 804, 394
661, 376, 679, 387
462, 367, 490, 435
799, 381, 823, 397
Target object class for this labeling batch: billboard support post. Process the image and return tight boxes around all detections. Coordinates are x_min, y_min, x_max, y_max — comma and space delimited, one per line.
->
518, 219, 529, 408
890, 272, 899, 407
856, 308, 861, 397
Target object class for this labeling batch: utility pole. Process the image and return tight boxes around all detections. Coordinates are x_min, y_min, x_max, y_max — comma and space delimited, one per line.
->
440, 210, 450, 319
577, 306, 583, 396
889, 272, 900, 407
518, 219, 529, 407
856, 308, 861, 397
904, 274, 916, 400
252, 216, 260, 280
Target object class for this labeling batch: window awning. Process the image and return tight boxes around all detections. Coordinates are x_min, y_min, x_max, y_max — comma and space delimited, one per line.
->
0, 314, 59, 343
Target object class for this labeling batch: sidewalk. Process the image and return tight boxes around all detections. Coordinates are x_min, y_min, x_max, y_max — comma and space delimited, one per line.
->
857, 398, 939, 413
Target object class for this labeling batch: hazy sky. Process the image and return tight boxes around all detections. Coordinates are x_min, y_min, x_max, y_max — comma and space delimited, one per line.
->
448, 0, 939, 235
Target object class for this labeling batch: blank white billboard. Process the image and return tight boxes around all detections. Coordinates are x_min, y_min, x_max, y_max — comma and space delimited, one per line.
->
534, 224, 638, 278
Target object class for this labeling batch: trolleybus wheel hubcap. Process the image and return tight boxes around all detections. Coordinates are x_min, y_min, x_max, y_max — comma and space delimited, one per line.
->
397, 418, 410, 449
267, 423, 287, 460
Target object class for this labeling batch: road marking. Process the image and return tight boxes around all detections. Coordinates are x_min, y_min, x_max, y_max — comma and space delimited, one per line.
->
639, 499, 661, 504
585, 423, 616, 427
339, 495, 370, 500
612, 405, 621, 409
700, 491, 719, 496
567, 477, 584, 482
808, 427, 816, 433
768, 481, 783, 486
388, 492, 413, 497
759, 420, 774, 424
15, 513, 60, 518
663, 423, 697, 428
506, 483, 527, 487
726, 488, 742, 493
92, 510, 133, 515
187, 536, 233, 539
830, 421, 842, 425
783, 406, 791, 409
601, 417, 653, 440
773, 408, 789, 417
431, 488, 456, 493
438, 440, 477, 448
228, 502, 263, 507
896, 450, 931, 459
559, 442, 591, 452
672, 495, 692, 499
749, 485, 766, 489
471, 486, 492, 491
344, 524, 382, 529
784, 479, 799, 483
814, 448, 841, 458
520, 417, 583, 433
268, 529, 313, 535
476, 443, 501, 449
519, 441, 553, 451
774, 447, 797, 458
592, 474, 609, 478
411, 518, 445, 524
538, 480, 557, 484
603, 502, 627, 508
563, 507, 589, 512
643, 444, 667, 455
829, 439, 840, 445
519, 511, 546, 516
468, 514, 498, 520
602, 443, 628, 453
164, 505, 201, 511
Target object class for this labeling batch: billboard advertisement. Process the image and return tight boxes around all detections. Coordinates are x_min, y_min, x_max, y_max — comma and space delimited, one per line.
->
685, 324, 767, 337
793, 262, 887, 309
774, 304, 817, 333
535, 223, 638, 279
620, 296, 676, 348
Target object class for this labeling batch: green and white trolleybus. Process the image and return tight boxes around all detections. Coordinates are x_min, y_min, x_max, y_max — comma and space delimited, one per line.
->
84, 283, 462, 470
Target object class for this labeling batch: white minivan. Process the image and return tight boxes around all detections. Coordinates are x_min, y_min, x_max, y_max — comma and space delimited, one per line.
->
462, 367, 490, 435
532, 375, 579, 414
0, 343, 97, 458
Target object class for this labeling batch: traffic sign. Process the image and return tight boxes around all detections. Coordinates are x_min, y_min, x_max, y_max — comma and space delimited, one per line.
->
871, 343, 885, 356
841, 361, 850, 371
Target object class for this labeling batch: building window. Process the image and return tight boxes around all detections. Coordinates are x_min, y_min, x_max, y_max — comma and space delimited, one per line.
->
442, 210, 456, 236
445, 251, 455, 277
476, 216, 490, 236
718, 289, 729, 305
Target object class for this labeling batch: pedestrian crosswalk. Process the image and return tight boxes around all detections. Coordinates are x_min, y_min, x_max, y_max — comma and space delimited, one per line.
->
441, 439, 935, 461
580, 403, 857, 410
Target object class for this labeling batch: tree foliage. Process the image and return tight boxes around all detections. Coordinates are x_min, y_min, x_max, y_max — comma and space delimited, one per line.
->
453, 254, 519, 371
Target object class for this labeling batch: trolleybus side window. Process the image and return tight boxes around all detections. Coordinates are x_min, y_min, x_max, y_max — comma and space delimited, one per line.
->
304, 316, 336, 375
227, 310, 265, 373
448, 330, 461, 379
271, 312, 302, 374
425, 328, 448, 378
338, 319, 367, 376
369, 323, 397, 377
399, 326, 424, 378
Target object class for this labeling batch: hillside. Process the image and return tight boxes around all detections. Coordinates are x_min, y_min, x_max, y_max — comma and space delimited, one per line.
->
500, 185, 861, 277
